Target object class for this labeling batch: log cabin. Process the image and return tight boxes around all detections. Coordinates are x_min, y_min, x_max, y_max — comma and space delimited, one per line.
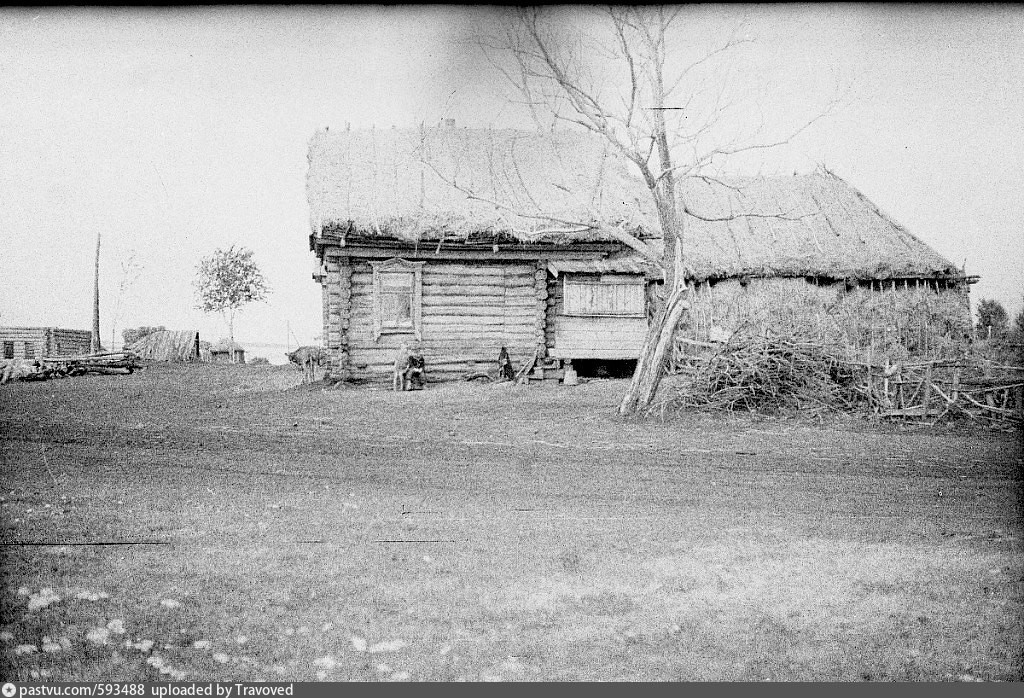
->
0, 327, 93, 360
306, 124, 975, 383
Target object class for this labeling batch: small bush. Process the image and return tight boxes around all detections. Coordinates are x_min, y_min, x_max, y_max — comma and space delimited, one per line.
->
248, 356, 270, 365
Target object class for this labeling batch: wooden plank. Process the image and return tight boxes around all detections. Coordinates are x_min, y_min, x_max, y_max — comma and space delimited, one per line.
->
351, 272, 536, 286
348, 315, 537, 331
419, 304, 536, 316
423, 265, 535, 276
550, 348, 641, 360
351, 285, 534, 298
316, 243, 619, 261
421, 296, 535, 308
423, 315, 536, 326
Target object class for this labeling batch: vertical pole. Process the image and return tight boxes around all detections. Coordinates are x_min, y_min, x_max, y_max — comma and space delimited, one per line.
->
883, 357, 891, 409
91, 232, 101, 354
922, 363, 933, 418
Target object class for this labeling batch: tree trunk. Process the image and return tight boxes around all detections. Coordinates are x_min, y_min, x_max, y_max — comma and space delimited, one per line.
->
619, 239, 690, 415
91, 232, 101, 354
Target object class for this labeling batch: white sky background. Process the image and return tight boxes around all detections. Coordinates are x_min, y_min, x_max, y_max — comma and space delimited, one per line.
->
1, 5, 1021, 360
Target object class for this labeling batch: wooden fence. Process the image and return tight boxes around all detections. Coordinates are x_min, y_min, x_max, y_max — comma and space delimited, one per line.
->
862, 360, 1023, 426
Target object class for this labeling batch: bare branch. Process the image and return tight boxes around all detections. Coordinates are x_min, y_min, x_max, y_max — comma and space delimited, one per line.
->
681, 200, 815, 224
695, 92, 841, 164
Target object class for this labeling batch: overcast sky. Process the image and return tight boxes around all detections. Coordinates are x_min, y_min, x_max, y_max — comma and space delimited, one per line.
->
1, 5, 1021, 359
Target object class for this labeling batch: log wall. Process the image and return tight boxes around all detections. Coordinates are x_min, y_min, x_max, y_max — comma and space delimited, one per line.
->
0, 328, 46, 360
322, 258, 547, 382
49, 329, 93, 357
0, 327, 92, 359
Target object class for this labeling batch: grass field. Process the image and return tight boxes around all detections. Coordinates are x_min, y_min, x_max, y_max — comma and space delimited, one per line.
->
1, 363, 1021, 681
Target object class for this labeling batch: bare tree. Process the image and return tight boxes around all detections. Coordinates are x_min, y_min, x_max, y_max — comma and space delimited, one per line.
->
110, 252, 143, 350
480, 7, 839, 414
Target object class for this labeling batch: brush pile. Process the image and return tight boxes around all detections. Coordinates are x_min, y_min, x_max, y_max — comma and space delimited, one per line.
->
662, 334, 858, 413
661, 330, 1023, 429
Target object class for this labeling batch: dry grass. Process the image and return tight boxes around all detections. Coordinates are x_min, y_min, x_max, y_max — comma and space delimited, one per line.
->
1, 363, 1021, 681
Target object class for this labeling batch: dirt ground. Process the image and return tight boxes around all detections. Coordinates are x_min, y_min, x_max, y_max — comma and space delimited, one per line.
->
1, 363, 1021, 681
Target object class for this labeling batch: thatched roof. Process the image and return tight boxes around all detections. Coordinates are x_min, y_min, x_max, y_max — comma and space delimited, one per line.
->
307, 126, 653, 245
210, 339, 245, 353
548, 256, 660, 277
128, 330, 200, 362
307, 126, 960, 280
676, 174, 960, 280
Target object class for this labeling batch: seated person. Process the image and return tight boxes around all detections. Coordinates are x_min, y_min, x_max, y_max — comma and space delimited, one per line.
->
403, 346, 426, 390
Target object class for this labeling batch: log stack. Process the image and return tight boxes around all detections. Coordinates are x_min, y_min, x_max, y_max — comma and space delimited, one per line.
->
0, 351, 142, 384
43, 350, 142, 377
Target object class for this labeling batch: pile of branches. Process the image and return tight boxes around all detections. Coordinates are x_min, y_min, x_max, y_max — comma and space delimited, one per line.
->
662, 334, 858, 413
0, 351, 142, 385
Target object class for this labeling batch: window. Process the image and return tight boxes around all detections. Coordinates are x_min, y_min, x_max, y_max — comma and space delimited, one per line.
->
563, 275, 645, 317
371, 258, 424, 340
23, 342, 35, 359
3, 342, 13, 359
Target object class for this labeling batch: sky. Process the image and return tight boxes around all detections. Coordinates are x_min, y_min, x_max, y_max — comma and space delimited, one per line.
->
1, 5, 1022, 361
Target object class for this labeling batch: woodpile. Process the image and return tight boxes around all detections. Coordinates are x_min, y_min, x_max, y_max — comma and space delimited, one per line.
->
662, 333, 1023, 429
0, 351, 142, 384
665, 335, 856, 413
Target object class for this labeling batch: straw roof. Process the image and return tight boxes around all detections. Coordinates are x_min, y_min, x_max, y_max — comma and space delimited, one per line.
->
128, 330, 200, 362
307, 126, 960, 280
307, 126, 654, 244
548, 256, 660, 277
676, 174, 960, 280
210, 339, 245, 353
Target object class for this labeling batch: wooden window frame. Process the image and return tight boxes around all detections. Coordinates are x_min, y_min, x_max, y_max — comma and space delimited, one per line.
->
562, 274, 646, 318
370, 258, 424, 341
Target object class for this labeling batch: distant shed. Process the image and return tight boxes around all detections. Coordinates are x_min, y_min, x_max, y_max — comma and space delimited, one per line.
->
128, 330, 201, 362
210, 340, 245, 364
0, 327, 93, 360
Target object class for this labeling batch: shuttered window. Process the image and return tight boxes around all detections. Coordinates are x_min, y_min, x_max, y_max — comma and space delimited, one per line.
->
563, 275, 645, 317
371, 258, 424, 340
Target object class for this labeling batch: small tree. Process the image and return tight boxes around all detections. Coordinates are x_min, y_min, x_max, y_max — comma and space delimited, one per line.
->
975, 298, 1008, 340
194, 246, 269, 343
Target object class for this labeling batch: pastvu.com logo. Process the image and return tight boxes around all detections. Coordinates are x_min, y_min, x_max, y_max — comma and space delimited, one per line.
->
2, 682, 17, 698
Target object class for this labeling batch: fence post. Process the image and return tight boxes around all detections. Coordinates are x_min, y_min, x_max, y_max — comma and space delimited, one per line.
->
922, 363, 933, 418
